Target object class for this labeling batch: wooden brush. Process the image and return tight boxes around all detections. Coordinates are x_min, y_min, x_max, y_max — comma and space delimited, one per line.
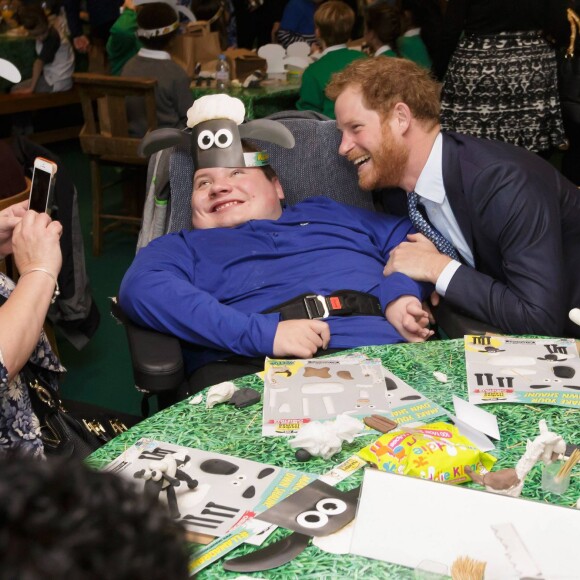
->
450, 556, 487, 580
556, 448, 580, 480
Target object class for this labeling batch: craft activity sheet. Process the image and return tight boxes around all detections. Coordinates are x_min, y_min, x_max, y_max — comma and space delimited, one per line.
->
262, 355, 447, 436
106, 438, 317, 538
465, 335, 580, 408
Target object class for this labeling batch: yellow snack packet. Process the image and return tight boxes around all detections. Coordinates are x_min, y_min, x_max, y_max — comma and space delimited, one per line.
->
358, 421, 496, 484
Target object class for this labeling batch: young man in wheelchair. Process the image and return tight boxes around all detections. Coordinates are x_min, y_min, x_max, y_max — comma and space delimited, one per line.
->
119, 95, 433, 395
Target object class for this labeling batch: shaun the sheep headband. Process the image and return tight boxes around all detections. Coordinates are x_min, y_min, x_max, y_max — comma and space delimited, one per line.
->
134, 0, 196, 37
139, 94, 295, 168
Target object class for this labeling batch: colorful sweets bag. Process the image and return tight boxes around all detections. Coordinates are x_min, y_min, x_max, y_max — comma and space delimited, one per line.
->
358, 421, 496, 484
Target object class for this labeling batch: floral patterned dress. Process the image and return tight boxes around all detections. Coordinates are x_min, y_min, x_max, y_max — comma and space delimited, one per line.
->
0, 273, 65, 457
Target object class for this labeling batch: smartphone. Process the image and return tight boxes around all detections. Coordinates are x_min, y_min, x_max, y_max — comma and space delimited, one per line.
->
29, 157, 58, 214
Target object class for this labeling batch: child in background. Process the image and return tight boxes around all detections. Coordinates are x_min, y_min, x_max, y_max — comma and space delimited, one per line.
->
11, 4, 74, 94
276, 0, 323, 48
106, 0, 142, 76
397, 0, 433, 70
121, 1, 193, 137
296, 1, 366, 119
363, 1, 401, 58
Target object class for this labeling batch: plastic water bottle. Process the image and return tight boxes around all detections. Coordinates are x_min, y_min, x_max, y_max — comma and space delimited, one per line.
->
215, 54, 230, 91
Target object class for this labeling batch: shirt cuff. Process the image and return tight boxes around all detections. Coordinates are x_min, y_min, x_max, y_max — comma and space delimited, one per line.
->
435, 260, 461, 296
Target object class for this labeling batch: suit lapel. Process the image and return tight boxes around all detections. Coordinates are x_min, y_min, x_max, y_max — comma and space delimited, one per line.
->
441, 132, 475, 262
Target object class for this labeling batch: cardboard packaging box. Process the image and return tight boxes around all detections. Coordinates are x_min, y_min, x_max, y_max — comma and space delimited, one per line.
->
225, 48, 267, 82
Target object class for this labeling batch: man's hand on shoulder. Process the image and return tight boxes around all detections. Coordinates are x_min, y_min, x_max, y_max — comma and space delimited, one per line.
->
385, 295, 433, 343
273, 319, 330, 358
384, 233, 452, 283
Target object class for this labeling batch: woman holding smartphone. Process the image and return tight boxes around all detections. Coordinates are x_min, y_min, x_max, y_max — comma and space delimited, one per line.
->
0, 199, 64, 456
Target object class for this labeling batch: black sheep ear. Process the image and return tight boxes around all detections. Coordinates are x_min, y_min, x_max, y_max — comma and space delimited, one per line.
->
139, 128, 190, 157
223, 532, 310, 573
239, 119, 295, 149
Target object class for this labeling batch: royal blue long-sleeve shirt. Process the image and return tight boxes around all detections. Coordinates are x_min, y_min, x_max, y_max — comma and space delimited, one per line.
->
119, 197, 432, 371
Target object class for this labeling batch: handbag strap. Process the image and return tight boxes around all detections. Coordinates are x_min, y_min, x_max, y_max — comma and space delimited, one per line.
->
567, 8, 580, 57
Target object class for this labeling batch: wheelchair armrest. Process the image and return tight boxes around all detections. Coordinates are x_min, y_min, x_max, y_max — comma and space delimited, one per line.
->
433, 299, 502, 339
111, 299, 185, 394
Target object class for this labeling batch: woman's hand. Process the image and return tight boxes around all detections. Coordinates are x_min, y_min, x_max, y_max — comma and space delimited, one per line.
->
12, 210, 62, 277
0, 200, 28, 258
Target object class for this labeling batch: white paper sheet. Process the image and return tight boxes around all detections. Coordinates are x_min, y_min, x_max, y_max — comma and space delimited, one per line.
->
350, 469, 580, 579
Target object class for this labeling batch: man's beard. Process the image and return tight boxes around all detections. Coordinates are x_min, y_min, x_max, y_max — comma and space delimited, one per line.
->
357, 125, 409, 191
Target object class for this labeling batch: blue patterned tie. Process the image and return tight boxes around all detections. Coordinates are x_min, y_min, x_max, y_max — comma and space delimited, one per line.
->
407, 191, 460, 260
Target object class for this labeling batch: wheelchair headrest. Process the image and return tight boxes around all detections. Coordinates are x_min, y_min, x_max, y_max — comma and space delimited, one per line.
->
167, 117, 375, 233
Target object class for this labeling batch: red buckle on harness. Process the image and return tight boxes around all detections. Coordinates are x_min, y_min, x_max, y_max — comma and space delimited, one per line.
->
329, 296, 342, 310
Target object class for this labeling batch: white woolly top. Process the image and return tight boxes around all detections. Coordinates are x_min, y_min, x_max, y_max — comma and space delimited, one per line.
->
186, 94, 246, 129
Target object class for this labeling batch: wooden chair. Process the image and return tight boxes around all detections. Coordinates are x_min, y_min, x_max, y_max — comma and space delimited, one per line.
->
0, 176, 31, 280
72, 73, 158, 256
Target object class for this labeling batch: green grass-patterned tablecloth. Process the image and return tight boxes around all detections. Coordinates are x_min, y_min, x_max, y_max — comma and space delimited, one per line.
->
190, 83, 299, 120
87, 339, 580, 579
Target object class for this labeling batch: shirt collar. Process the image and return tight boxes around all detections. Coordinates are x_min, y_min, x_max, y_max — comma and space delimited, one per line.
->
321, 43, 347, 56
403, 27, 421, 37
414, 132, 445, 203
138, 48, 171, 60
375, 44, 393, 56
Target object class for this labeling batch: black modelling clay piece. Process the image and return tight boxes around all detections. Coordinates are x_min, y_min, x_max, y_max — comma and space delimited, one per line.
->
199, 458, 239, 475
223, 532, 310, 572
295, 448, 312, 462
242, 486, 256, 499
228, 387, 261, 408
553, 366, 576, 379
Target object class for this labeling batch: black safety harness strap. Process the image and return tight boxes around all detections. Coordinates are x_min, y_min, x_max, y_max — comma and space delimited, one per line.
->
264, 290, 384, 321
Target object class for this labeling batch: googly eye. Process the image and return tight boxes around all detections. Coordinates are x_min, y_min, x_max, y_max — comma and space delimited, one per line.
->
544, 378, 551, 383
215, 128, 233, 148
369, 404, 376, 408
315, 497, 347, 516
296, 510, 328, 529
198, 129, 215, 150
553, 379, 561, 383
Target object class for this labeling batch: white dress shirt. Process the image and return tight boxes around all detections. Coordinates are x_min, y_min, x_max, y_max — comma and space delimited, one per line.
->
413, 133, 474, 295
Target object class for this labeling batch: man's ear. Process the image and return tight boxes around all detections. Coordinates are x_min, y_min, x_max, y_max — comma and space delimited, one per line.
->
273, 177, 285, 202
392, 102, 412, 135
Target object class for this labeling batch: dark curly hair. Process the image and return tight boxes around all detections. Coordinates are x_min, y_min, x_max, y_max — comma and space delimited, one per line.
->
0, 454, 191, 579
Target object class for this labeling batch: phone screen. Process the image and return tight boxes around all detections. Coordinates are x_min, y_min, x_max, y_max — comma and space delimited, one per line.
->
30, 167, 52, 213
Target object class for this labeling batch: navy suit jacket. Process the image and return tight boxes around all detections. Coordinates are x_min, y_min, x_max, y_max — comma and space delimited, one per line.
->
440, 131, 580, 338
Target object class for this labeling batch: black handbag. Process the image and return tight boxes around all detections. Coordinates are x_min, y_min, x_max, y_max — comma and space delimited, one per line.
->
558, 8, 580, 126
22, 363, 109, 459
0, 295, 134, 459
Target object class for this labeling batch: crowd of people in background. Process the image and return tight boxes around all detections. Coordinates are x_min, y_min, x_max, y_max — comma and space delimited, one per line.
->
3, 0, 577, 176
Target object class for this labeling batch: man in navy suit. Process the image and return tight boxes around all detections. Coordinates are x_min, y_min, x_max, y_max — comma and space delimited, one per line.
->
327, 57, 580, 338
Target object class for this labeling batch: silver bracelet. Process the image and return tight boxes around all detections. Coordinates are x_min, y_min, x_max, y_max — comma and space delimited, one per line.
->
19, 268, 60, 304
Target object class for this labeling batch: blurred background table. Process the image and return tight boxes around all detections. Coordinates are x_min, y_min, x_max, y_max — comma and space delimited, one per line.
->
87, 338, 580, 579
190, 82, 300, 120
